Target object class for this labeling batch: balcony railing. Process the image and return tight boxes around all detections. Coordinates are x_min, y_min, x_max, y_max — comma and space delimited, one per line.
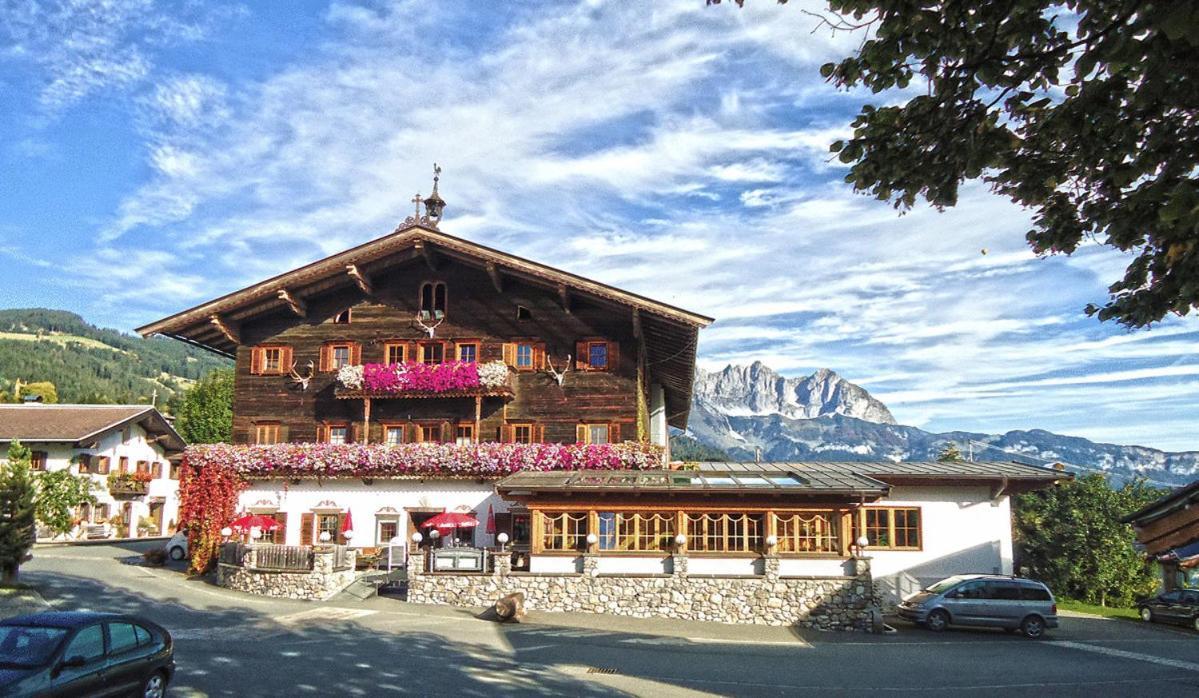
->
107, 474, 148, 496
335, 361, 511, 399
183, 441, 665, 480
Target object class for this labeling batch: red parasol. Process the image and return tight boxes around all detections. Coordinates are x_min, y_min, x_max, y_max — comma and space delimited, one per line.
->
485, 505, 495, 535
228, 514, 281, 532
341, 510, 354, 534
420, 511, 479, 530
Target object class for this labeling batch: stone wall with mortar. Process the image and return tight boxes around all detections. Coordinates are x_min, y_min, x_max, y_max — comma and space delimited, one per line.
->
217, 545, 358, 601
407, 552, 882, 631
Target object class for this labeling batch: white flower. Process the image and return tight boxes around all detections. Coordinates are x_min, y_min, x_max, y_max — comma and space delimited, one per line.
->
337, 364, 364, 390
477, 361, 509, 388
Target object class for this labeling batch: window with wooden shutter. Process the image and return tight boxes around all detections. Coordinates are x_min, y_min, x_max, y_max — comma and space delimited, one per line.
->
30, 451, 47, 471
251, 346, 290, 375
383, 424, 405, 446
255, 423, 281, 445
576, 424, 588, 443
268, 512, 288, 544
577, 339, 616, 371
325, 424, 349, 444
300, 513, 315, 546
578, 424, 611, 445
455, 423, 475, 445
500, 425, 514, 444
507, 341, 543, 371
384, 342, 407, 366
320, 342, 359, 372
502, 343, 516, 367
419, 342, 445, 365
169, 462, 180, 479
315, 423, 327, 443
118, 457, 128, 474
151, 462, 163, 478
609, 422, 621, 443
97, 457, 110, 474
511, 424, 533, 444
455, 341, 479, 364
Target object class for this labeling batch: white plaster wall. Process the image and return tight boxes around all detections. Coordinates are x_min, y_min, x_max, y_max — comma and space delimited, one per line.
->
687, 557, 760, 576
595, 556, 671, 575
649, 384, 667, 449
778, 558, 851, 578
530, 556, 581, 574
867, 486, 1013, 602
27, 421, 180, 538
238, 479, 500, 547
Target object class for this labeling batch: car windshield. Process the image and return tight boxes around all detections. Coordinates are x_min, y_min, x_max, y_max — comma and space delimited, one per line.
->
0, 626, 69, 668
924, 576, 972, 594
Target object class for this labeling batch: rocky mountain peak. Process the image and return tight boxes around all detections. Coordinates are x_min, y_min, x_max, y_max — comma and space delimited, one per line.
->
694, 363, 896, 425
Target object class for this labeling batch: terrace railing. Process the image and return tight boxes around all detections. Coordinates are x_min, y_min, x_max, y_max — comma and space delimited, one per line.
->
254, 544, 316, 572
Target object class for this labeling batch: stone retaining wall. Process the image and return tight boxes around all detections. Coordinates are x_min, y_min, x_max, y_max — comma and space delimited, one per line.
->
216, 545, 358, 601
407, 552, 882, 631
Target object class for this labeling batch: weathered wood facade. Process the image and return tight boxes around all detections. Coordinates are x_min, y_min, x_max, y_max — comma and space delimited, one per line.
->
232, 257, 643, 445
139, 222, 714, 451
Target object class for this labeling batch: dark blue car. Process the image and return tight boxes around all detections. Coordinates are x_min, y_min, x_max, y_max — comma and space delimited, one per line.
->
0, 612, 174, 697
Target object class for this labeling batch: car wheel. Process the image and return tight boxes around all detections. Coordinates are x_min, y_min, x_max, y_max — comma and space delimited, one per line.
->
925, 609, 949, 632
1140, 606, 1153, 623
168, 546, 185, 561
1020, 615, 1046, 639
141, 670, 167, 698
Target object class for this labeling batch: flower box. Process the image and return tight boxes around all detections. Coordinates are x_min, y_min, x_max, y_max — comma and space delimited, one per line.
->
337, 360, 510, 397
182, 441, 665, 481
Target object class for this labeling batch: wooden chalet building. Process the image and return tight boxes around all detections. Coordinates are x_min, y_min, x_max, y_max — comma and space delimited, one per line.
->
1122, 480, 1199, 591
138, 178, 711, 553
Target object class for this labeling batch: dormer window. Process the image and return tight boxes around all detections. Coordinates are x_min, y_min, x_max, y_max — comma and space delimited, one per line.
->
333, 309, 352, 324
419, 282, 447, 320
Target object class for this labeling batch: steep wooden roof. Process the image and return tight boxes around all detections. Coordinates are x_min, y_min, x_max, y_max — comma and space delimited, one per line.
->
0, 405, 186, 453
136, 224, 713, 429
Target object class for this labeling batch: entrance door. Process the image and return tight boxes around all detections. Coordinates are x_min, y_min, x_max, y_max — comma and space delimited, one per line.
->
148, 502, 164, 536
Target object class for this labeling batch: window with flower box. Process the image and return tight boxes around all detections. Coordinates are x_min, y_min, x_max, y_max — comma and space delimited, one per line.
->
250, 346, 292, 375
254, 423, 281, 445
418, 424, 442, 443
319, 342, 360, 372
774, 512, 840, 554
540, 512, 588, 551
455, 423, 475, 445
419, 342, 445, 365
383, 342, 407, 366
455, 342, 478, 364
853, 507, 922, 550
576, 423, 620, 445
685, 513, 764, 553
383, 424, 406, 446
502, 341, 544, 371
318, 424, 349, 445
136, 461, 149, 475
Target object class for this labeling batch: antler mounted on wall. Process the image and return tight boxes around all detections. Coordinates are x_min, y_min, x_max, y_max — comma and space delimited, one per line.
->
546, 354, 571, 386
415, 313, 444, 338
288, 360, 316, 391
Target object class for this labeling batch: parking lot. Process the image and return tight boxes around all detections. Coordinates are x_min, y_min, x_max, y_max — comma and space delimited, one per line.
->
18, 542, 1199, 696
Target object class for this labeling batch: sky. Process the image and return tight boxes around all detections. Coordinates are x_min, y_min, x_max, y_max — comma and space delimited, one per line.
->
1, 1, 1196, 451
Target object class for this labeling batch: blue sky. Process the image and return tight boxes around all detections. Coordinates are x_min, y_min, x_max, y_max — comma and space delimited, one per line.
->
1, 1, 1197, 451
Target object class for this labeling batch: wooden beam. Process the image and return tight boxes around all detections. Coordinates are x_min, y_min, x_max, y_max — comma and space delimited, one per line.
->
276, 289, 307, 317
346, 264, 373, 295
558, 284, 571, 314
632, 308, 643, 340
208, 314, 239, 345
486, 262, 503, 293
415, 240, 438, 271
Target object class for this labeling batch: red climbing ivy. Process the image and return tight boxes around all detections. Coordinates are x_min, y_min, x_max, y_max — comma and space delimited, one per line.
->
178, 453, 246, 575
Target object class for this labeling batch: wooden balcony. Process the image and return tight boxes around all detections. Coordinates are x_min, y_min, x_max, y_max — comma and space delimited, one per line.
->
107, 475, 148, 497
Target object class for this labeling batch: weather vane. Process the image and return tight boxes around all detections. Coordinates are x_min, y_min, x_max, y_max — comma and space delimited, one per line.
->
400, 164, 446, 229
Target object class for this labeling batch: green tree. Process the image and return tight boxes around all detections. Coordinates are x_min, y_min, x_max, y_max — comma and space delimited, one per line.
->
20, 381, 57, 404
34, 470, 99, 535
936, 443, 964, 462
175, 368, 234, 444
1014, 474, 1163, 607
714, 1, 1199, 328
0, 442, 37, 583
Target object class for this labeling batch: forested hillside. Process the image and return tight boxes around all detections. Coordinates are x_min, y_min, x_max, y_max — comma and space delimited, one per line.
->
0, 308, 230, 409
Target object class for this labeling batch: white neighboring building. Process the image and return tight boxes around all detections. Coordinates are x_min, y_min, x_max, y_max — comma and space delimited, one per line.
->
0, 404, 187, 540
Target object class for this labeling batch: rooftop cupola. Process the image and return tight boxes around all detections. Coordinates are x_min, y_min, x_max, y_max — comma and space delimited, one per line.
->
422, 163, 446, 226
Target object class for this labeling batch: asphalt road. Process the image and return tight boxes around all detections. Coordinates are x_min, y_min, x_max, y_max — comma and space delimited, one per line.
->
19, 542, 1199, 697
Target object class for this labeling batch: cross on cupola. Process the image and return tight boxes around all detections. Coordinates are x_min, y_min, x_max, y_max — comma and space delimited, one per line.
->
400, 163, 447, 230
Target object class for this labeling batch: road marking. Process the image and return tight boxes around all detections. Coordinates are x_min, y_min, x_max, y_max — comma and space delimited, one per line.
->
1052, 640, 1199, 673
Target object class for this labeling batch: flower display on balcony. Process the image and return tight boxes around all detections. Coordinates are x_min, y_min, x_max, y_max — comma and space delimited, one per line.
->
107, 471, 151, 494
182, 441, 664, 480
336, 360, 509, 394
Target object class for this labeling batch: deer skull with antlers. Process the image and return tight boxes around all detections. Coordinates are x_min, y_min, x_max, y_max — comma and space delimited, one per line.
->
288, 360, 316, 391
415, 313, 444, 338
546, 354, 571, 386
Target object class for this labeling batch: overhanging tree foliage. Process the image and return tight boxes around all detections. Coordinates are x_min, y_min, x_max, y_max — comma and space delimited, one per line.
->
712, 0, 1199, 328
175, 368, 234, 445
0, 442, 37, 583
1014, 473, 1163, 606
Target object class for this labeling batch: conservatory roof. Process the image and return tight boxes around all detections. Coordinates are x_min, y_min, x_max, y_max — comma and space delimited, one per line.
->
496, 467, 890, 497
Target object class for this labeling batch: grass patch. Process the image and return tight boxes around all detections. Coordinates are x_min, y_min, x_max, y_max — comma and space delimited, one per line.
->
1057, 598, 1141, 620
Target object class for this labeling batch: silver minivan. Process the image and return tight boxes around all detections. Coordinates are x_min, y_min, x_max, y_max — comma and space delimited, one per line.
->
896, 574, 1059, 638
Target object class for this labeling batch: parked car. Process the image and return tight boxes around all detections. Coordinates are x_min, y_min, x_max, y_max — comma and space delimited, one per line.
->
896, 574, 1059, 638
1137, 588, 1199, 631
0, 611, 174, 697
165, 532, 188, 561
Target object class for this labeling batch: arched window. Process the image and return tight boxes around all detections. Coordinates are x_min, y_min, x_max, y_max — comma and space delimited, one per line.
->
419, 282, 447, 320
